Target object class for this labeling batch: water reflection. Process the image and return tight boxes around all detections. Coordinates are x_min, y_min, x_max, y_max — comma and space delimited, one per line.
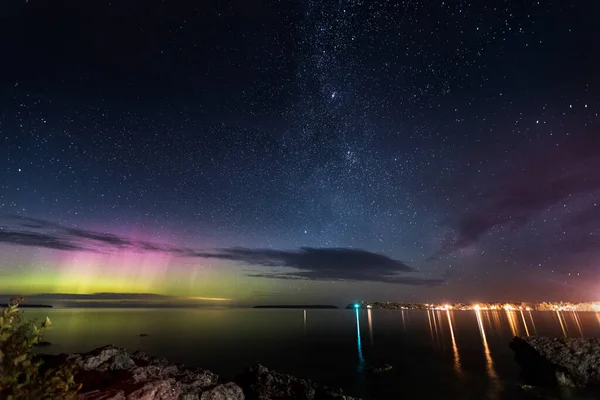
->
433, 311, 442, 348
475, 309, 498, 379
556, 311, 568, 337
434, 311, 440, 348
490, 310, 502, 334
367, 308, 374, 345
427, 309, 435, 342
400, 309, 406, 331
572, 311, 583, 337
505, 309, 519, 336
528, 310, 537, 335
446, 309, 461, 374
303, 309, 307, 335
476, 309, 500, 399
355, 308, 365, 370
519, 310, 530, 336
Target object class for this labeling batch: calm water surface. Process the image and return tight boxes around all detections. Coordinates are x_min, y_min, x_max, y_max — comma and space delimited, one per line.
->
27, 308, 600, 400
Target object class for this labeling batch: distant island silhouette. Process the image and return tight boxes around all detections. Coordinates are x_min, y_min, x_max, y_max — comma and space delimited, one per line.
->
0, 304, 53, 308
253, 305, 338, 309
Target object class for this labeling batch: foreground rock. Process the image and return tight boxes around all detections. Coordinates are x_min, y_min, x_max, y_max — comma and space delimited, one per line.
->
236, 364, 359, 400
40, 346, 359, 400
510, 337, 600, 389
40, 345, 231, 400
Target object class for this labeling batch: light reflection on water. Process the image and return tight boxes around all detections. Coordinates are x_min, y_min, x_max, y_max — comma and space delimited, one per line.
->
519, 310, 530, 336
476, 309, 498, 378
572, 311, 584, 337
400, 309, 406, 331
427, 309, 435, 342
478, 309, 502, 399
556, 310, 568, 337
505, 309, 519, 336
528, 310, 537, 335
26, 308, 600, 400
354, 308, 365, 371
303, 309, 307, 335
446, 309, 461, 374
366, 308, 374, 345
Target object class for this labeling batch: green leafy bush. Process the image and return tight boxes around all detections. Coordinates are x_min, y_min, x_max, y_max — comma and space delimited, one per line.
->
0, 298, 81, 399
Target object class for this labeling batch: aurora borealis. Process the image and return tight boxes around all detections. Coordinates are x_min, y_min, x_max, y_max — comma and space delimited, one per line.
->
0, 1, 599, 305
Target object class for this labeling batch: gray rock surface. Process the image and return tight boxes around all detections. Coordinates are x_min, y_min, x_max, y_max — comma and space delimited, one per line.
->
67, 345, 137, 371
510, 337, 600, 389
200, 383, 245, 400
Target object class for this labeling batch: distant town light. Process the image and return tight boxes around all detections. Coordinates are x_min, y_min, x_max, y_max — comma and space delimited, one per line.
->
354, 303, 360, 309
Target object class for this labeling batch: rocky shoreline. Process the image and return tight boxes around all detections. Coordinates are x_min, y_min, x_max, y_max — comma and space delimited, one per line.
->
30, 336, 600, 399
39, 345, 360, 400
511, 337, 600, 390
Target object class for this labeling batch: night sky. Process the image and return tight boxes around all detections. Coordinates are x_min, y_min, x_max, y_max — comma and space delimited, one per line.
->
1, 0, 599, 305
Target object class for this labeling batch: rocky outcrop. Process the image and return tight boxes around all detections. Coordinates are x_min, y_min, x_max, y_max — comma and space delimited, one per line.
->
41, 345, 229, 400
510, 337, 600, 389
40, 346, 360, 400
235, 364, 359, 400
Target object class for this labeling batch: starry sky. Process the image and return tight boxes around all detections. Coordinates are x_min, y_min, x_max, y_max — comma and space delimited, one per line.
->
1, 0, 599, 306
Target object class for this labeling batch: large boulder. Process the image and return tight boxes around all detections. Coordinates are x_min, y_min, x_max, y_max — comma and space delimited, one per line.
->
236, 364, 359, 400
68, 345, 137, 371
510, 337, 600, 389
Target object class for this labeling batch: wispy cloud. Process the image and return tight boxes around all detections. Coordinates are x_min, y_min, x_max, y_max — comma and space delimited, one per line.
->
437, 133, 600, 255
567, 205, 600, 228
0, 215, 441, 285
1, 215, 178, 253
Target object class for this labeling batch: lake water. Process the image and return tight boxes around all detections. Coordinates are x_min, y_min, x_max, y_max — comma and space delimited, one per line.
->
25, 308, 600, 399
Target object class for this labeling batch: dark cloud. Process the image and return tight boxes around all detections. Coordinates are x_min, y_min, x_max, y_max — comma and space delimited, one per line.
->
439, 133, 600, 255
63, 227, 132, 247
196, 247, 442, 285
21, 223, 44, 229
0, 230, 86, 251
0, 215, 442, 285
248, 272, 443, 285
191, 247, 411, 271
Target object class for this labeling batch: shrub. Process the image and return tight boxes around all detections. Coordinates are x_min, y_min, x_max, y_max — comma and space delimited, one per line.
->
0, 298, 81, 399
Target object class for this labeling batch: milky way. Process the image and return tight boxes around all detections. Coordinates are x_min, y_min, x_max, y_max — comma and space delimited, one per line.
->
0, 1, 599, 304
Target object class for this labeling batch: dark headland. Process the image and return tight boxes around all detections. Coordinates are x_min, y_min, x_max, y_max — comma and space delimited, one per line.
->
253, 305, 338, 309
